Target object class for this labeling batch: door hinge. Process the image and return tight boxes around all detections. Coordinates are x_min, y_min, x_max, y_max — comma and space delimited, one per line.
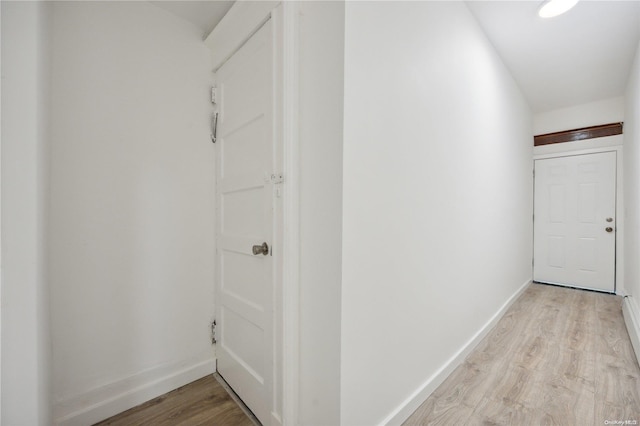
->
211, 87, 217, 104
211, 319, 217, 344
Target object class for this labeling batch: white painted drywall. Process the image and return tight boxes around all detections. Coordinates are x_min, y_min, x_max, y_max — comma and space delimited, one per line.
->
533, 96, 625, 135
624, 42, 640, 319
297, 2, 344, 425
1, 1, 52, 424
1, 4, 3, 421
0, 4, 2, 419
49, 2, 215, 423
341, 2, 533, 424
1, 7, 2, 419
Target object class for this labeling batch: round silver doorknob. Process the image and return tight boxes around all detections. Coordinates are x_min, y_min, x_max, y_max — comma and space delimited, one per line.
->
606, 227, 613, 233
252, 242, 269, 255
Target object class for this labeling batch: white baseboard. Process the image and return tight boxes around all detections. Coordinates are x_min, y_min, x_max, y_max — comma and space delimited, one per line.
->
623, 296, 640, 366
54, 357, 216, 426
381, 279, 532, 426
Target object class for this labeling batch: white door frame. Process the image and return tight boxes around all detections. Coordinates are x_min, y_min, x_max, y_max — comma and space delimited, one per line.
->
533, 145, 625, 295
280, 3, 300, 425
206, 2, 300, 424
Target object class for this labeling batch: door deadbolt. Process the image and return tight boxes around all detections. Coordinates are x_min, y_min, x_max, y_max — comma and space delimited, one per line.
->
606, 227, 614, 233
606, 217, 613, 222
252, 242, 269, 256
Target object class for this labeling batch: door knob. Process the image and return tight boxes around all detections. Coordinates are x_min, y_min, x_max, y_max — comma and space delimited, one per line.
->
252, 242, 269, 256
606, 227, 614, 233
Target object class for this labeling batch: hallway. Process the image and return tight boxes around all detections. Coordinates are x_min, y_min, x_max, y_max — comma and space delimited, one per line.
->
2, 2, 640, 424
404, 283, 640, 425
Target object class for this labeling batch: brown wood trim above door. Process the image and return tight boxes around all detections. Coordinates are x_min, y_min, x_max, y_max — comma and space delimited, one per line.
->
534, 122, 623, 146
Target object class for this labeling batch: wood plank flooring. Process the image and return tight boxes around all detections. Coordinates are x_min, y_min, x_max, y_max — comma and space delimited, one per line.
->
96, 283, 639, 426
404, 283, 640, 426
94, 375, 254, 426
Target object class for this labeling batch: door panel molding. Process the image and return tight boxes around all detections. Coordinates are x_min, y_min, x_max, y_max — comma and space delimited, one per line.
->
533, 151, 618, 292
209, 3, 298, 425
215, 17, 275, 425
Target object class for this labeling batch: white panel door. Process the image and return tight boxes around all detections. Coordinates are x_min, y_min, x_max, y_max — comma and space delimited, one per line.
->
215, 18, 275, 424
533, 152, 616, 292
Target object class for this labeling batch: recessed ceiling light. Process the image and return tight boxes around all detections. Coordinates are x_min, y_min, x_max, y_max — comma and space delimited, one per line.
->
538, 0, 579, 18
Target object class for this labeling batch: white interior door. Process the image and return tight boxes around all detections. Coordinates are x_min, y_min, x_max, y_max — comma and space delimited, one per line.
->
533, 151, 616, 292
215, 18, 275, 424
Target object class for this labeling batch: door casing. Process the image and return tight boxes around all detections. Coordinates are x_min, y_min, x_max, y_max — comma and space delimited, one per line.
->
533, 145, 624, 295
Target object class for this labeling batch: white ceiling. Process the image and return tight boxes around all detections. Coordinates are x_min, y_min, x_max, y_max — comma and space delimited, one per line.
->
150, 0, 233, 37
467, 0, 640, 113
152, 1, 640, 114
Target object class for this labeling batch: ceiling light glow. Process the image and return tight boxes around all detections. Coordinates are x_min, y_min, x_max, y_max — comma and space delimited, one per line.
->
538, 0, 579, 18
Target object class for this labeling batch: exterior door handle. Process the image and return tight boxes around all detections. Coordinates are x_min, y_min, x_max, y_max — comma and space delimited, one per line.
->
252, 242, 269, 256
606, 227, 614, 233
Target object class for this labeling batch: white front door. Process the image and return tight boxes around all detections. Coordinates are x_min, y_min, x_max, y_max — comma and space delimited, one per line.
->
533, 151, 616, 292
215, 18, 276, 424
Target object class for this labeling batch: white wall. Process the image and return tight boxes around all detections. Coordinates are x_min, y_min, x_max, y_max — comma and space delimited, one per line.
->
1, 4, 2, 418
533, 96, 625, 135
341, 2, 533, 424
1, 2, 52, 425
624, 41, 640, 329
297, 2, 344, 425
49, 2, 216, 424
1, 7, 2, 419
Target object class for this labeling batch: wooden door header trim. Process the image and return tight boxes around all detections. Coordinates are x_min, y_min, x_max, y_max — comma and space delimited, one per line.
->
534, 122, 623, 146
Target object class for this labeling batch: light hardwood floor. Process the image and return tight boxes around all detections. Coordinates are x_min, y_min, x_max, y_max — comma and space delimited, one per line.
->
96, 283, 639, 426
94, 375, 254, 426
404, 283, 640, 425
